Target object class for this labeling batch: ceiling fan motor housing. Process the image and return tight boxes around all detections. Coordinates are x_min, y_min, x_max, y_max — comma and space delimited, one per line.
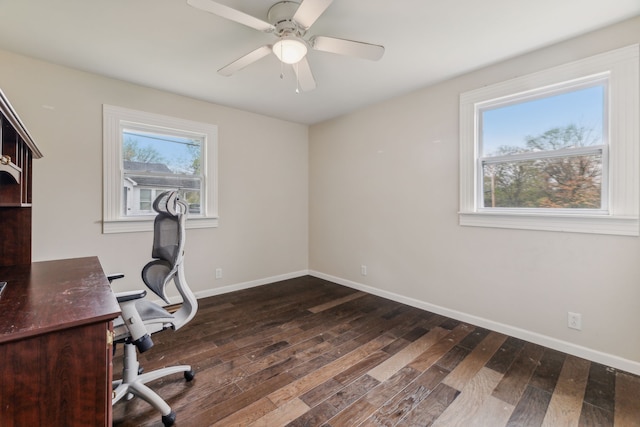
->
268, 1, 306, 38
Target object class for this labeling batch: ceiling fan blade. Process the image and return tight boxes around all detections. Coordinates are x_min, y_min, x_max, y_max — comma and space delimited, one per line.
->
218, 45, 272, 76
292, 0, 333, 30
187, 0, 275, 32
311, 36, 385, 61
293, 57, 317, 92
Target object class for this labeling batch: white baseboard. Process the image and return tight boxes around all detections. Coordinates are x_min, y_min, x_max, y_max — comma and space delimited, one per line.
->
309, 270, 640, 376
192, 270, 310, 299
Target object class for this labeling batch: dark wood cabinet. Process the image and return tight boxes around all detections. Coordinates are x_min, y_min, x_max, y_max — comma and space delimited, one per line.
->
0, 91, 120, 425
0, 257, 121, 426
0, 89, 43, 267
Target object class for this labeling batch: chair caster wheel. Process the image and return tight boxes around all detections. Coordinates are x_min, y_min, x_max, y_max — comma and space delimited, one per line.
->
162, 411, 176, 426
184, 369, 195, 381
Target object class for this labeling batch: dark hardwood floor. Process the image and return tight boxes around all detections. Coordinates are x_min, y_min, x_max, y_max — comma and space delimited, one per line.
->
112, 276, 640, 426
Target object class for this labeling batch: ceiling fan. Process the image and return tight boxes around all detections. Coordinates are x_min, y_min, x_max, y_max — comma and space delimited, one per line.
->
187, 0, 385, 92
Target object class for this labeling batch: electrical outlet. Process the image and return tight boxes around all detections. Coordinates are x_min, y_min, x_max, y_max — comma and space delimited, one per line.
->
361, 265, 367, 276
215, 268, 222, 279
568, 312, 582, 330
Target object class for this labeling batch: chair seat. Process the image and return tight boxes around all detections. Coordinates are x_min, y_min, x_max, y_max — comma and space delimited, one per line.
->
114, 299, 175, 342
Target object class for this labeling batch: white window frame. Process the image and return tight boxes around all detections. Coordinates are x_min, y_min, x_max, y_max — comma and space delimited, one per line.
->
103, 105, 218, 233
459, 45, 639, 236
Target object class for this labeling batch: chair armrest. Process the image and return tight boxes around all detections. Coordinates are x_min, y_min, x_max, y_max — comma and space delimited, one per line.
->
115, 290, 147, 303
107, 273, 125, 283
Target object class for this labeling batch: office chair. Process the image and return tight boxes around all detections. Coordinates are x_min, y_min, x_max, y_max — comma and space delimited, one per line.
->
111, 190, 198, 427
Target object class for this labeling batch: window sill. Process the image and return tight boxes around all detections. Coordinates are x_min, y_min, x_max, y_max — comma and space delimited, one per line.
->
459, 211, 638, 236
103, 216, 219, 234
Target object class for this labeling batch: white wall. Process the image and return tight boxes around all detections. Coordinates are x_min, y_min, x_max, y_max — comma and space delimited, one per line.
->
309, 16, 640, 374
0, 49, 309, 298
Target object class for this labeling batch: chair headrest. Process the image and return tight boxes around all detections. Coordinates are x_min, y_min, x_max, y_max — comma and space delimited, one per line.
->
153, 191, 180, 216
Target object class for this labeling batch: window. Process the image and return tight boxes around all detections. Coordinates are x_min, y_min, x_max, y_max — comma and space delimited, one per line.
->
103, 105, 218, 233
459, 45, 639, 236
480, 80, 607, 211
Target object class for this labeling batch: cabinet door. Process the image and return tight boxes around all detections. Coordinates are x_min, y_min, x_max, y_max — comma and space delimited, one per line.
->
0, 322, 112, 426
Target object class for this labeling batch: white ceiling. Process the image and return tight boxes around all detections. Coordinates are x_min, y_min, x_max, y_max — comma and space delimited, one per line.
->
0, 1, 638, 124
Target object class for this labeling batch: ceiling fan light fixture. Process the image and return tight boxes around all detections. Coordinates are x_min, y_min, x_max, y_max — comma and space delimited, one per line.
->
273, 37, 307, 64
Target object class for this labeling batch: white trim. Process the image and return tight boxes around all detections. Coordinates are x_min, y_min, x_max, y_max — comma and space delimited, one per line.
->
103, 216, 219, 233
103, 105, 219, 234
309, 270, 640, 376
459, 44, 639, 236
459, 212, 638, 235
154, 270, 310, 304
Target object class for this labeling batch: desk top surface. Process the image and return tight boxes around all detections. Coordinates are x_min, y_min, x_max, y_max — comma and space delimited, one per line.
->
0, 256, 121, 343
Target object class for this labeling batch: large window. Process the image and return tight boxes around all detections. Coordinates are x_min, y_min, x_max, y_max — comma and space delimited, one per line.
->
479, 80, 607, 211
459, 45, 638, 236
103, 105, 218, 233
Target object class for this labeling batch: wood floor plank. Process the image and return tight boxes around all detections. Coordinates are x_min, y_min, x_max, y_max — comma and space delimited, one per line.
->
457, 327, 491, 351
249, 398, 310, 427
268, 335, 394, 406
308, 291, 367, 313
436, 345, 471, 372
541, 355, 590, 427
368, 326, 449, 382
505, 384, 552, 427
485, 336, 526, 374
443, 331, 507, 391
529, 347, 566, 394
212, 397, 277, 426
492, 341, 545, 406
288, 375, 381, 426
179, 372, 296, 426
583, 362, 616, 413
431, 367, 504, 427
578, 402, 614, 427
286, 402, 339, 426
324, 400, 377, 427
408, 323, 475, 372
300, 378, 345, 408
398, 382, 461, 426
325, 367, 422, 426
614, 370, 640, 426
334, 350, 390, 385
362, 364, 450, 426
467, 395, 515, 427
327, 374, 381, 412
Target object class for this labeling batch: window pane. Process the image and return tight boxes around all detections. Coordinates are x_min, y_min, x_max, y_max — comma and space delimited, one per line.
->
122, 129, 202, 175
181, 190, 201, 214
122, 128, 203, 217
482, 153, 602, 209
481, 85, 605, 157
140, 189, 152, 212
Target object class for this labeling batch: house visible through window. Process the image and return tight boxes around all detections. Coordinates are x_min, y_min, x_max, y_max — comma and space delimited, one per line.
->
103, 105, 218, 233
122, 128, 203, 216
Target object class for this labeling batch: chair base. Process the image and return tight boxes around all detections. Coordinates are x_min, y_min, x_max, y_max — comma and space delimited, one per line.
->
113, 342, 195, 427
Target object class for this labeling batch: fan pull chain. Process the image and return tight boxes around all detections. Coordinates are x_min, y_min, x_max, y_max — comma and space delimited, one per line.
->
295, 62, 300, 94
279, 43, 284, 79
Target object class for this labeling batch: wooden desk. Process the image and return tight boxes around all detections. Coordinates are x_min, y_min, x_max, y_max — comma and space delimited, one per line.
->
0, 256, 121, 426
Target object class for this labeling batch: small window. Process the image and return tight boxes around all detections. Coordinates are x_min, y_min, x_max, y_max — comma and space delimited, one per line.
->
122, 128, 203, 217
139, 188, 153, 213
459, 45, 639, 236
103, 105, 218, 233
